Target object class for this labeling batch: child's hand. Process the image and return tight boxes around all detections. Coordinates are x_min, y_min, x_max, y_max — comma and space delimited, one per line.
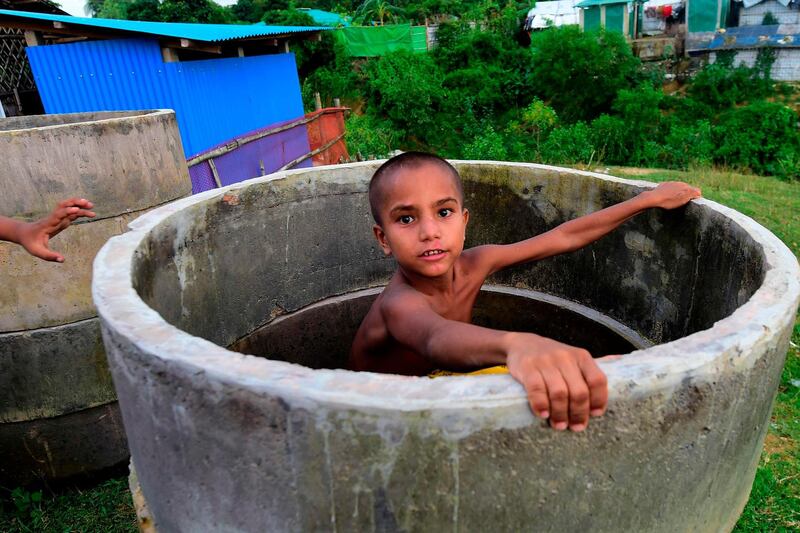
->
505, 333, 608, 432
644, 181, 701, 210
17, 198, 95, 262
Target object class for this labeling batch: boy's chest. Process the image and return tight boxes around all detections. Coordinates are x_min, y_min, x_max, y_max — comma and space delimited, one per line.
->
428, 273, 483, 323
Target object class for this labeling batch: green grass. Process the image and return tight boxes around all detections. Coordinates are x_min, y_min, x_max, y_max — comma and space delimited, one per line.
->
611, 166, 800, 531
2, 166, 797, 532
0, 478, 136, 532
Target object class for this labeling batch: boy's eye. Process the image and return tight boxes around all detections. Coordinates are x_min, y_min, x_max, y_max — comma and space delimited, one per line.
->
398, 215, 414, 224
438, 208, 453, 218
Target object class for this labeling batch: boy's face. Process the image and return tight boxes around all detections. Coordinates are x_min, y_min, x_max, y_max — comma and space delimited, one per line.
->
373, 162, 469, 279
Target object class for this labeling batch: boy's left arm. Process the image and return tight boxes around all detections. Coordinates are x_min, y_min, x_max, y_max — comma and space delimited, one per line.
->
473, 181, 700, 275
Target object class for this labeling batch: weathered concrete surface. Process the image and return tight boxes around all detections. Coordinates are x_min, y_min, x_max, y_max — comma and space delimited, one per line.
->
93, 162, 800, 532
0, 110, 190, 222
0, 402, 127, 486
0, 109, 191, 486
230, 286, 650, 369
0, 210, 150, 331
0, 317, 114, 423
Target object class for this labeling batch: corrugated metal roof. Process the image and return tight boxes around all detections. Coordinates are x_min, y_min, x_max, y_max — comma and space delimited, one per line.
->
296, 8, 350, 27
576, 0, 629, 7
0, 9, 329, 42
686, 24, 800, 52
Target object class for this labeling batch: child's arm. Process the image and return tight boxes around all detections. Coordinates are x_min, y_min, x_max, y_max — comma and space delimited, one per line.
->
477, 181, 701, 275
382, 289, 608, 432
0, 198, 95, 262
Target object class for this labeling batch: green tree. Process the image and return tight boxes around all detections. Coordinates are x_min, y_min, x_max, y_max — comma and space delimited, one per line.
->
158, 0, 233, 23
528, 26, 642, 123
354, 0, 405, 25
126, 0, 161, 21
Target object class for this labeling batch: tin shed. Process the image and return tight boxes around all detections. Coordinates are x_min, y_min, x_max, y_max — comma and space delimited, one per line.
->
0, 9, 328, 159
577, 0, 635, 36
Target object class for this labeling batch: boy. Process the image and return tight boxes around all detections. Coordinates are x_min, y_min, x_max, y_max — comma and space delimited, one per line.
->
350, 152, 700, 432
0, 197, 95, 262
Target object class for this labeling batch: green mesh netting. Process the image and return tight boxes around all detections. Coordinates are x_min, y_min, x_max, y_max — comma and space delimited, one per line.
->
336, 24, 425, 57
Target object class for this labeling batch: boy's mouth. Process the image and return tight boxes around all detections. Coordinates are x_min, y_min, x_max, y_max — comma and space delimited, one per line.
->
420, 249, 446, 260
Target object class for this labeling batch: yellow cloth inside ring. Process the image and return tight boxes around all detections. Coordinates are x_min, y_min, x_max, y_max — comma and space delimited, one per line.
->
428, 365, 509, 378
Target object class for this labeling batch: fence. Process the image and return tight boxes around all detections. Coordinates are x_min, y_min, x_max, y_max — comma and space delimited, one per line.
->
187, 107, 349, 194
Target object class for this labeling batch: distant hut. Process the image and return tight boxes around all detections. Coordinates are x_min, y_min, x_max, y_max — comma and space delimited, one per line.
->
686, 0, 800, 81
576, 0, 635, 37
524, 1, 581, 31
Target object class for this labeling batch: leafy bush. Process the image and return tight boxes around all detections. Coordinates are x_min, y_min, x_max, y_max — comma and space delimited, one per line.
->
611, 84, 666, 165
363, 49, 446, 141
345, 113, 400, 158
540, 122, 595, 164
462, 124, 510, 160
664, 119, 715, 169
528, 26, 642, 123
713, 101, 800, 179
688, 59, 773, 111
589, 114, 629, 164
301, 40, 362, 109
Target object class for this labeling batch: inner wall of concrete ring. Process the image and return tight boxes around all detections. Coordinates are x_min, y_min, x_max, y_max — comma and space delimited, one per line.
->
93, 161, 800, 532
0, 109, 191, 485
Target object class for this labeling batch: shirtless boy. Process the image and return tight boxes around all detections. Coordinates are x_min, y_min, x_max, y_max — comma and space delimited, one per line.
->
350, 152, 701, 432
0, 197, 95, 262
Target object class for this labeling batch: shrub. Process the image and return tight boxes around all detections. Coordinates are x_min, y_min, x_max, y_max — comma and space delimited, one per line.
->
589, 114, 629, 164
462, 124, 510, 160
688, 60, 773, 111
363, 50, 446, 141
713, 101, 800, 179
664, 120, 715, 169
344, 113, 400, 158
539, 122, 595, 164
611, 84, 666, 165
528, 26, 642, 123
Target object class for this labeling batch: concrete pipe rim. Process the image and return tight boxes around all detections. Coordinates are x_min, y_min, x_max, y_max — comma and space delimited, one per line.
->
0, 109, 172, 133
92, 161, 800, 416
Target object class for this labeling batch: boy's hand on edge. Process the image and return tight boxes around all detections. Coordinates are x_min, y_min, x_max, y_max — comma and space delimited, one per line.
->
506, 334, 608, 432
644, 181, 701, 210
18, 198, 95, 262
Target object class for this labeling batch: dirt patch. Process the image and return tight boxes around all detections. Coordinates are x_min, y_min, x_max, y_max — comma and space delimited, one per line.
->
763, 432, 796, 456
610, 167, 661, 176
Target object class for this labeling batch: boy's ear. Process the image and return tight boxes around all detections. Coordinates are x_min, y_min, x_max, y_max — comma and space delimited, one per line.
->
373, 224, 392, 256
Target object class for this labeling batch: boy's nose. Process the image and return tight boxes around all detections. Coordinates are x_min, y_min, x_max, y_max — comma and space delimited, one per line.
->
418, 217, 441, 241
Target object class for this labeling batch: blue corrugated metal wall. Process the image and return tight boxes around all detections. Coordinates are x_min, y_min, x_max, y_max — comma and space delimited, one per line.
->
26, 38, 307, 157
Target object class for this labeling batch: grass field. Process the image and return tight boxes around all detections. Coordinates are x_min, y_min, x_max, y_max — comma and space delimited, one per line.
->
1, 167, 797, 532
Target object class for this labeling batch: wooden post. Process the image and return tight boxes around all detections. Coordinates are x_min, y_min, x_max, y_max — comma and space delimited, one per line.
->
333, 98, 341, 107
12, 88, 23, 115
237, 47, 245, 57
284, 41, 290, 53
208, 159, 223, 188
600, 6, 606, 28
314, 92, 322, 111
24, 31, 45, 47
161, 47, 179, 63
633, 3, 639, 40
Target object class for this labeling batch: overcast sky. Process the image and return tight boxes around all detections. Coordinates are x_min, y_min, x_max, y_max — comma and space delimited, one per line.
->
56, 0, 237, 18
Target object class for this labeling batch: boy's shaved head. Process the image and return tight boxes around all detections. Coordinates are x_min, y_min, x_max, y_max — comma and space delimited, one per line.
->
369, 152, 464, 224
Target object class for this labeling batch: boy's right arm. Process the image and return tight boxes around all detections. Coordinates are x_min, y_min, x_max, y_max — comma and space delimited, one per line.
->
382, 290, 608, 432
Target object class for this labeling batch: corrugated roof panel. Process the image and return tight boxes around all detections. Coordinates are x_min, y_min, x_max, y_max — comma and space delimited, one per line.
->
687, 24, 800, 52
576, 0, 629, 7
0, 9, 329, 41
